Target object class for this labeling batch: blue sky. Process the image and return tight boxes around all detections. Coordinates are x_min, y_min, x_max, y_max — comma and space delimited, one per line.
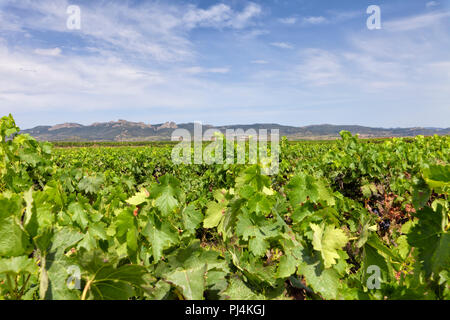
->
0, 0, 449, 129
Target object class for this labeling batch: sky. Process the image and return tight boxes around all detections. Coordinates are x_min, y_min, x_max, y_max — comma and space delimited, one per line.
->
0, 0, 449, 129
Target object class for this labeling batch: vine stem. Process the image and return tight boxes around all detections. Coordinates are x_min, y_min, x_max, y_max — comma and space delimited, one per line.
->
173, 288, 185, 300
81, 279, 93, 300
18, 274, 31, 299
6, 275, 15, 299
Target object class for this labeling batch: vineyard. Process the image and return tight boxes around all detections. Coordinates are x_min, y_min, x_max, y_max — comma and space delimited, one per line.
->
0, 113, 449, 300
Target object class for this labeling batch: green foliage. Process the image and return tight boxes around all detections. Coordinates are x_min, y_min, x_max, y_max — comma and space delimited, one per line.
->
0, 115, 449, 300
310, 223, 348, 269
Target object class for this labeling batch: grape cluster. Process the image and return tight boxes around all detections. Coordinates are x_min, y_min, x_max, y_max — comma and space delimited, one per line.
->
373, 209, 382, 217
379, 219, 391, 231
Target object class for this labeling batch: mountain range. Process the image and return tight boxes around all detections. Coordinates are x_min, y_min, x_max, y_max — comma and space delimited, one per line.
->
21, 120, 450, 141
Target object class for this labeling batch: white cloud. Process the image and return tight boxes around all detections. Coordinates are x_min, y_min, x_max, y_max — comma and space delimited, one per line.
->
279, 17, 297, 25
270, 42, 293, 49
0, 10, 22, 31
302, 16, 328, 25
1, 1, 449, 128
292, 17, 450, 96
182, 67, 230, 74
297, 11, 360, 26
34, 48, 62, 56
296, 49, 343, 86
251, 60, 269, 64
1, 0, 191, 62
327, 10, 361, 23
231, 3, 262, 29
0, 46, 165, 98
183, 4, 232, 29
0, 38, 238, 115
0, 1, 262, 64
183, 2, 261, 29
385, 11, 450, 31
426, 1, 439, 8
238, 29, 269, 40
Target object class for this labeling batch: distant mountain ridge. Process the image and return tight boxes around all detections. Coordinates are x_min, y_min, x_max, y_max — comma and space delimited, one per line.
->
21, 120, 450, 141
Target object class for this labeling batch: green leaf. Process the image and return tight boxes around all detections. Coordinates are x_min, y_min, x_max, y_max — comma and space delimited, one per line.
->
182, 204, 203, 234
23, 188, 35, 234
218, 198, 244, 240
357, 218, 377, 249
125, 188, 149, 206
235, 165, 270, 192
276, 254, 297, 278
0, 256, 38, 276
68, 202, 89, 230
90, 264, 147, 300
166, 263, 207, 300
297, 250, 341, 300
362, 244, 391, 286
361, 183, 377, 198
89, 222, 107, 241
18, 149, 41, 166
126, 225, 138, 253
203, 201, 226, 229
407, 206, 449, 275
0, 220, 30, 257
0, 195, 30, 257
430, 233, 450, 275
221, 276, 265, 300
412, 179, 432, 209
287, 174, 319, 205
316, 180, 336, 206
235, 214, 259, 240
366, 234, 400, 261
395, 235, 411, 260
77, 230, 97, 251
310, 223, 348, 269
78, 175, 104, 194
43, 228, 84, 300
147, 280, 172, 300
143, 216, 179, 262
151, 175, 181, 216
248, 236, 269, 257
115, 209, 138, 253
423, 165, 450, 190
79, 249, 147, 300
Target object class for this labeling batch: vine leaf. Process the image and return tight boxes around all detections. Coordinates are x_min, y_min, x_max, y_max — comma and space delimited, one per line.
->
150, 175, 181, 216
310, 223, 348, 269
166, 263, 207, 300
